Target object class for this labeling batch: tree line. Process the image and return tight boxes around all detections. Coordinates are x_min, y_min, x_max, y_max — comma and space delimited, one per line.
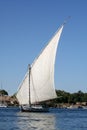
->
55, 90, 87, 104
0, 89, 87, 104
0, 89, 8, 96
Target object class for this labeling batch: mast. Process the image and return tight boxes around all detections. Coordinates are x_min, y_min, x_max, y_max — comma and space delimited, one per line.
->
29, 64, 31, 106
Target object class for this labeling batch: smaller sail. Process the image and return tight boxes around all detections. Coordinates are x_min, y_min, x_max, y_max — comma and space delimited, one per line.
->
16, 72, 29, 105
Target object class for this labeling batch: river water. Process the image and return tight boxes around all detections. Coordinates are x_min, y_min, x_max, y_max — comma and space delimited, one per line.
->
0, 107, 87, 130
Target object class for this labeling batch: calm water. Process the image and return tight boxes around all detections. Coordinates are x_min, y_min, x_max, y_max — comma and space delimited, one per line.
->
0, 107, 87, 130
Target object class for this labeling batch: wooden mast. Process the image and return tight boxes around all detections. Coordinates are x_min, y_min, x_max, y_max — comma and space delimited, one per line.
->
29, 64, 31, 106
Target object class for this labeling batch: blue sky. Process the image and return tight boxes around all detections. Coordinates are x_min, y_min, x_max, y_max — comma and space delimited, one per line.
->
0, 0, 87, 95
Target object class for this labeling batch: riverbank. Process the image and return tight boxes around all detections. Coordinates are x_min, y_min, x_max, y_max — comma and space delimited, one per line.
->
0, 95, 18, 106
0, 95, 87, 109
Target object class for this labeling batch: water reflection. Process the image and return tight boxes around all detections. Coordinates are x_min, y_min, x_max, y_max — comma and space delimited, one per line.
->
16, 112, 56, 130
1, 108, 87, 130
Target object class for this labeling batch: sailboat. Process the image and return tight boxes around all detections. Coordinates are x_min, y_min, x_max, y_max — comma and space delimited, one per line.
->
16, 24, 64, 112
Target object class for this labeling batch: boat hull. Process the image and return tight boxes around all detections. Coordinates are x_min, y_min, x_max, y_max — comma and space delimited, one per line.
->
0, 104, 7, 108
20, 105, 49, 112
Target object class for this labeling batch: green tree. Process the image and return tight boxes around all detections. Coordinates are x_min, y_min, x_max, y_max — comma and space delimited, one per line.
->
0, 89, 8, 95
56, 90, 87, 104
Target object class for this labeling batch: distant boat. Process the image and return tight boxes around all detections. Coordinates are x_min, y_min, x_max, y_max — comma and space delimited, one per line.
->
16, 24, 64, 112
0, 103, 7, 108
67, 105, 78, 109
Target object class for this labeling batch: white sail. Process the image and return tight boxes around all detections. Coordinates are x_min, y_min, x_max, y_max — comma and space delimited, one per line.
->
16, 25, 64, 105
16, 72, 29, 105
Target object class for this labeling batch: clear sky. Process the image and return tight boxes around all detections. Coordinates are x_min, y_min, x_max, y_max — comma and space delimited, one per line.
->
0, 0, 87, 95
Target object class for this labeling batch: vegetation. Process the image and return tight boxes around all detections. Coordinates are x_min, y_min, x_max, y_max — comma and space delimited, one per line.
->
11, 93, 17, 98
0, 89, 8, 95
56, 90, 87, 104
0, 89, 87, 107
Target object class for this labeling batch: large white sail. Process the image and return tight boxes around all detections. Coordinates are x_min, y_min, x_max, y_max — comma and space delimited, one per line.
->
16, 25, 64, 105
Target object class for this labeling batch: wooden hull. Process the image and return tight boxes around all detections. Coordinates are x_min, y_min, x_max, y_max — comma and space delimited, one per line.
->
20, 105, 49, 112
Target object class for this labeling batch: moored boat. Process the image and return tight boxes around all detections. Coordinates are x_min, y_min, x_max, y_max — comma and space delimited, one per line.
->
20, 105, 49, 112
